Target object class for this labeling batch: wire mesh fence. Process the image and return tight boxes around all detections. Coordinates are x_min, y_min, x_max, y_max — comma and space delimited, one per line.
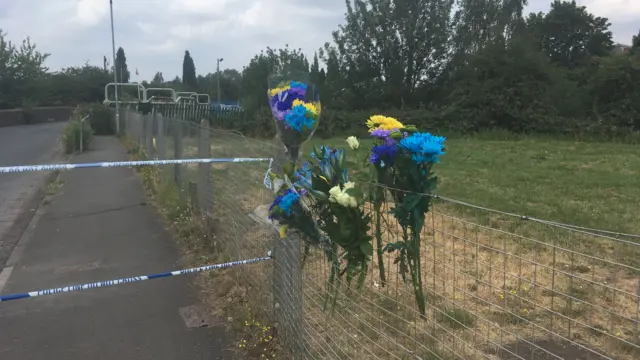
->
120, 107, 640, 360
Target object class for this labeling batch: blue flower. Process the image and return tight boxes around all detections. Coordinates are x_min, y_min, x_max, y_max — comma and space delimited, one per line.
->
272, 89, 305, 112
269, 189, 300, 219
279, 191, 300, 215
294, 162, 312, 188
290, 81, 308, 90
398, 132, 446, 164
284, 106, 315, 132
370, 144, 398, 167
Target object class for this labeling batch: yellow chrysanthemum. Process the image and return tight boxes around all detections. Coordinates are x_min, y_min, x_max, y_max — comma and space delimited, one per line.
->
292, 99, 319, 117
366, 115, 404, 132
279, 225, 288, 239
268, 86, 291, 97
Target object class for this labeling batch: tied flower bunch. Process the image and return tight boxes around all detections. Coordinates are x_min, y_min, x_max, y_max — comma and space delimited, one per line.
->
268, 143, 373, 308
363, 114, 446, 317
295, 145, 373, 305
268, 81, 320, 162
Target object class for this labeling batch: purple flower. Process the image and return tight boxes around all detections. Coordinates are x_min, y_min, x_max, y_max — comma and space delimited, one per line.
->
369, 144, 398, 167
271, 89, 304, 113
370, 128, 391, 138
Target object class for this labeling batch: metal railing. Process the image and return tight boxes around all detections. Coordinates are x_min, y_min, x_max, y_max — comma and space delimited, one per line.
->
121, 107, 640, 360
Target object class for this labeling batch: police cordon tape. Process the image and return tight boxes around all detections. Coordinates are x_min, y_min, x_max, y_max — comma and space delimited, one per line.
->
0, 158, 273, 174
0, 254, 273, 302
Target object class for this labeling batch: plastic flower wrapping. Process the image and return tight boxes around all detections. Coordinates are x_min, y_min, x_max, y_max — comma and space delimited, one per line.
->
267, 144, 373, 294
268, 80, 320, 163
364, 114, 446, 316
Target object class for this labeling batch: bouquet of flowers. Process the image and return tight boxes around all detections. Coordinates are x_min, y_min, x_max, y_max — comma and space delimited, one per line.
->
364, 115, 446, 317
268, 79, 320, 163
267, 143, 373, 310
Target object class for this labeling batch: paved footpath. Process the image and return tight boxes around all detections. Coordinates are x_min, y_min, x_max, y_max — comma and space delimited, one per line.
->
0, 136, 232, 359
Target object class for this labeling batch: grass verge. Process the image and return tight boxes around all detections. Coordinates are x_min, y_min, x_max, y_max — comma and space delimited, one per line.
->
120, 135, 283, 360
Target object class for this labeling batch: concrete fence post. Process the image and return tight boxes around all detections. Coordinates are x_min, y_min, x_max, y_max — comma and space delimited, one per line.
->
271, 135, 305, 355
145, 110, 154, 157
197, 119, 213, 215
174, 119, 184, 188
156, 113, 165, 160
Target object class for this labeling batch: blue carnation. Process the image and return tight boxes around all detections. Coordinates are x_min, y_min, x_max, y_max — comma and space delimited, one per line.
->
284, 106, 315, 132
398, 132, 446, 164
269, 189, 300, 219
290, 81, 308, 90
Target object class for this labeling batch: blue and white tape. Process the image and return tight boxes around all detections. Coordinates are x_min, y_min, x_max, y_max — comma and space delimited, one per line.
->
0, 158, 273, 174
0, 255, 272, 302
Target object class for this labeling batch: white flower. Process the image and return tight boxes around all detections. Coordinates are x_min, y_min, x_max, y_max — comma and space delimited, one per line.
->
328, 184, 358, 208
346, 136, 360, 150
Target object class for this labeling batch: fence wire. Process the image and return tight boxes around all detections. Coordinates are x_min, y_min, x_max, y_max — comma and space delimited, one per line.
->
120, 107, 640, 360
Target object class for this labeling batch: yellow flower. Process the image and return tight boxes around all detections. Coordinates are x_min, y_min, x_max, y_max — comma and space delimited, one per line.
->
268, 86, 290, 97
366, 115, 404, 132
292, 99, 319, 117
279, 225, 288, 239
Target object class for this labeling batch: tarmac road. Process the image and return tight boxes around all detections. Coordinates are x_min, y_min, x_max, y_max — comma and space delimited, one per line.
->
0, 122, 66, 265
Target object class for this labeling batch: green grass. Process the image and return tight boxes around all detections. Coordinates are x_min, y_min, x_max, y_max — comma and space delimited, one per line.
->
308, 136, 640, 235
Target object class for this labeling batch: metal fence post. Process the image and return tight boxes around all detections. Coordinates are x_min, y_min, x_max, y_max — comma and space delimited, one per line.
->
157, 113, 165, 160
197, 119, 213, 215
145, 110, 154, 157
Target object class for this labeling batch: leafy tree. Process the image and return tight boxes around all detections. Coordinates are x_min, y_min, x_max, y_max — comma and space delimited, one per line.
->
632, 29, 640, 54
240, 46, 309, 112
528, 0, 613, 68
151, 71, 164, 84
114, 47, 130, 83
325, 0, 454, 108
197, 69, 242, 103
589, 53, 640, 129
182, 50, 197, 89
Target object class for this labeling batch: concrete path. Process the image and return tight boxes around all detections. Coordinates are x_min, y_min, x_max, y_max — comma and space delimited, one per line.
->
0, 137, 232, 359
0, 122, 67, 265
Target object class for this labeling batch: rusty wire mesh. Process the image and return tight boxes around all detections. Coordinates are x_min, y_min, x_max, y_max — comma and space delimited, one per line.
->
123, 107, 640, 360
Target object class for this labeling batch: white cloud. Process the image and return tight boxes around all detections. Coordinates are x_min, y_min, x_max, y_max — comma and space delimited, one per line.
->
0, 0, 635, 82
582, 0, 640, 22
75, 0, 109, 27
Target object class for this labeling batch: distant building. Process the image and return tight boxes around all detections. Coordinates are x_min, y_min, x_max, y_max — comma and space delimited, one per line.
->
613, 43, 631, 54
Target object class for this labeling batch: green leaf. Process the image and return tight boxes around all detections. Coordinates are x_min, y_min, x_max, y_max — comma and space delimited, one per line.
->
359, 242, 374, 256
310, 189, 328, 200
344, 187, 364, 200
283, 161, 295, 178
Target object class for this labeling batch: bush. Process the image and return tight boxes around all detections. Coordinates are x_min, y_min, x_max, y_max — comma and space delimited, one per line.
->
62, 113, 93, 154
83, 103, 114, 135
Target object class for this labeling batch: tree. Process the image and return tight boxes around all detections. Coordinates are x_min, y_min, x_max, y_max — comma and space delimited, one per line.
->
632, 29, 640, 54
528, 0, 613, 68
182, 50, 197, 89
114, 47, 129, 83
151, 71, 164, 84
0, 30, 50, 108
240, 46, 310, 113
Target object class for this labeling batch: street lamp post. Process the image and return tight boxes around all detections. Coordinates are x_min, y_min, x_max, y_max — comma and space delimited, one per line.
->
216, 58, 223, 107
110, 0, 120, 134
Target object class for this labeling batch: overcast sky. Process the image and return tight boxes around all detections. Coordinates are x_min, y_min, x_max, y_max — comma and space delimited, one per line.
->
0, 0, 637, 81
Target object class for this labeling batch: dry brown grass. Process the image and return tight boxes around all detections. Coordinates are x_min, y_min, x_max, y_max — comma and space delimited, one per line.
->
300, 203, 640, 360
136, 120, 640, 359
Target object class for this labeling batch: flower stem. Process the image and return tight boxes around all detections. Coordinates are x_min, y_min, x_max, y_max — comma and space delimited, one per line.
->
374, 202, 387, 287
